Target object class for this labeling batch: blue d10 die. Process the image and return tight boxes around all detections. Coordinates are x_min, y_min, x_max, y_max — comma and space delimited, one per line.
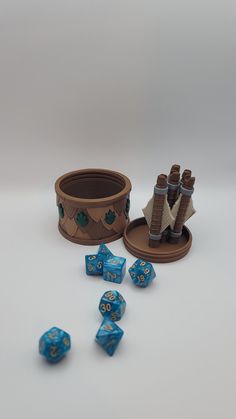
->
99, 290, 126, 322
103, 256, 126, 284
85, 254, 103, 275
128, 259, 156, 288
39, 327, 71, 363
95, 319, 124, 356
97, 243, 113, 261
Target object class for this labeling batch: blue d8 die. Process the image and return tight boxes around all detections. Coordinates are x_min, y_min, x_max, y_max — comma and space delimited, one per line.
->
39, 327, 71, 363
97, 243, 113, 261
99, 290, 126, 322
95, 319, 124, 356
103, 256, 126, 284
128, 259, 156, 288
85, 254, 103, 275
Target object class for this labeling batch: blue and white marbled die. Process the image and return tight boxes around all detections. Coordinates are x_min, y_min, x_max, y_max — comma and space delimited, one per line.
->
103, 256, 126, 284
97, 243, 113, 261
99, 290, 126, 321
128, 259, 156, 288
95, 319, 124, 356
85, 254, 104, 275
39, 326, 71, 363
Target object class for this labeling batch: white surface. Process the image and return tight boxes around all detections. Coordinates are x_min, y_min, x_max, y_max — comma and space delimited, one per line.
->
0, 186, 235, 419
0, 0, 235, 189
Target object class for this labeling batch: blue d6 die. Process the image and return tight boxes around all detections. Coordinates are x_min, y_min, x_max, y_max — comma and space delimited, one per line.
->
85, 254, 103, 275
39, 327, 71, 363
95, 319, 124, 356
99, 290, 126, 322
128, 259, 156, 288
97, 243, 113, 261
103, 256, 126, 284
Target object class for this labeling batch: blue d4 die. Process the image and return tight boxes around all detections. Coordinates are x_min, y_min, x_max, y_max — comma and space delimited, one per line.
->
97, 243, 113, 261
85, 254, 103, 275
99, 290, 126, 322
103, 256, 126, 284
39, 326, 71, 363
95, 319, 124, 356
128, 259, 156, 288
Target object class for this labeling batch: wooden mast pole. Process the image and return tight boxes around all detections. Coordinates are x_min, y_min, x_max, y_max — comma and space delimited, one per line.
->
169, 176, 195, 244
181, 169, 191, 184
160, 165, 181, 243
149, 174, 168, 248
167, 170, 180, 209
170, 164, 180, 175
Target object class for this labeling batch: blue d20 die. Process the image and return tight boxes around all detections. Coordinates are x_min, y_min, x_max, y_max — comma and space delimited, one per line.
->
85, 254, 103, 275
99, 290, 126, 322
128, 259, 156, 288
95, 319, 124, 356
103, 256, 126, 284
97, 243, 113, 261
39, 326, 71, 363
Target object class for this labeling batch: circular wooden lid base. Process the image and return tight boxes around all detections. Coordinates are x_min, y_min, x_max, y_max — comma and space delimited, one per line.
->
123, 217, 192, 263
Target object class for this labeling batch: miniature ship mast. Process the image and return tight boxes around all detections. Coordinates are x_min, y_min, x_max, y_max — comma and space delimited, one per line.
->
169, 175, 195, 243
181, 169, 192, 185
149, 174, 168, 248
127, 164, 196, 262
167, 164, 181, 209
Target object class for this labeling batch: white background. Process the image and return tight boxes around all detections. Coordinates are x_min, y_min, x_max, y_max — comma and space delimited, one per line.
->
0, 1, 235, 418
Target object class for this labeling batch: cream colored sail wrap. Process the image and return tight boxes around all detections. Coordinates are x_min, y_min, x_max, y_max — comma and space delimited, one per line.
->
170, 195, 196, 230
142, 195, 174, 233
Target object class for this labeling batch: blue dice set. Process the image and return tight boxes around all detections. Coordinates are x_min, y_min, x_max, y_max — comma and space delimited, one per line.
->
97, 243, 113, 260
99, 290, 126, 322
85, 243, 126, 284
95, 319, 124, 357
39, 251, 157, 363
103, 256, 126, 284
85, 254, 104, 275
96, 290, 126, 356
85, 244, 156, 287
39, 327, 71, 363
128, 259, 156, 288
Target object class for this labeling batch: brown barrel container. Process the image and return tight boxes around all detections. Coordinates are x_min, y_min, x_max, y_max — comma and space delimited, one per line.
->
55, 169, 132, 245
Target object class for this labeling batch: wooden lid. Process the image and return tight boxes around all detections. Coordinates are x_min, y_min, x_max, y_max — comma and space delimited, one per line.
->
123, 217, 192, 263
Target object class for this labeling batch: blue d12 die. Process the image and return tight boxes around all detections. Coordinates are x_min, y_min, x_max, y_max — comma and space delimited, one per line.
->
95, 319, 124, 356
97, 243, 113, 261
39, 327, 71, 363
99, 290, 126, 322
85, 254, 103, 275
103, 256, 126, 284
128, 259, 156, 288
